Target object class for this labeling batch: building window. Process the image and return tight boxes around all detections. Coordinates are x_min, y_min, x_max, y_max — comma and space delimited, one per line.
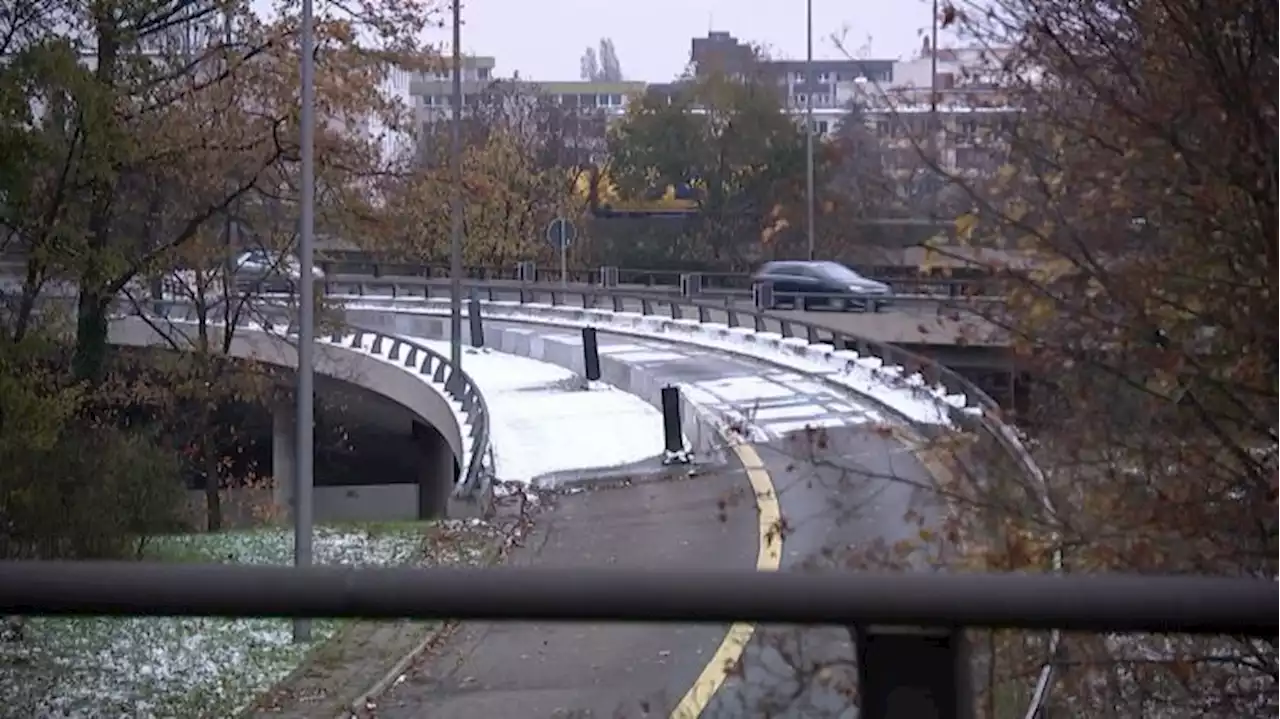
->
477, 67, 490, 80
817, 71, 830, 83
816, 120, 830, 134
795, 93, 807, 106
875, 120, 891, 137
956, 119, 978, 143
609, 94, 623, 107
793, 71, 804, 83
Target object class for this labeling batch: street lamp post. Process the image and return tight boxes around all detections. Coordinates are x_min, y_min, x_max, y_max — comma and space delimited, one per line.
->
804, 0, 816, 261
448, 0, 463, 386
294, 0, 317, 643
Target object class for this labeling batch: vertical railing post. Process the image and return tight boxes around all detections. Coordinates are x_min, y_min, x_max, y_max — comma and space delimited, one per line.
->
599, 265, 619, 288
856, 625, 972, 719
679, 272, 702, 298
516, 261, 536, 284
753, 281, 774, 310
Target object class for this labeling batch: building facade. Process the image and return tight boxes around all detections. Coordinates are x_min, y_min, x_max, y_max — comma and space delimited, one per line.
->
410, 56, 649, 164
406, 33, 1019, 177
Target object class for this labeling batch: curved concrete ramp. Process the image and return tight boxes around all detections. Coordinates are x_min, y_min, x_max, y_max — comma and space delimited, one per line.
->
105, 316, 469, 519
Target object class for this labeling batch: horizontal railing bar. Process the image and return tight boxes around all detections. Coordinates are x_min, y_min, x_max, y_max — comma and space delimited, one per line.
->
1, 563, 1272, 636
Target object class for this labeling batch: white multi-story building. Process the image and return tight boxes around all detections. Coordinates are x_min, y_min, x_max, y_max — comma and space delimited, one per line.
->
408, 56, 648, 164
404, 34, 1023, 177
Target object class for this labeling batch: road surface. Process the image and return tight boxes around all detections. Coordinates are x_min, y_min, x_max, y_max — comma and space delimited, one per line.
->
329, 281, 1004, 347
0, 267, 1003, 347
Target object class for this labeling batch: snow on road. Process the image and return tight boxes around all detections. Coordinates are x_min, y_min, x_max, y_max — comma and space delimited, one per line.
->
409, 340, 670, 484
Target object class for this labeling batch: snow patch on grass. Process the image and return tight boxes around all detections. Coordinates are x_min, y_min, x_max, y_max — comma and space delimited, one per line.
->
0, 521, 498, 719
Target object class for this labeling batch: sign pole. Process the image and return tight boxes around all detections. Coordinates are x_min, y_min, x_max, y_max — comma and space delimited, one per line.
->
559, 225, 568, 288
546, 217, 575, 288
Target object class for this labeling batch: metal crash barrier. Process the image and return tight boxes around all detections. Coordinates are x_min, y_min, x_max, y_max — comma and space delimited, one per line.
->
0, 564, 1272, 719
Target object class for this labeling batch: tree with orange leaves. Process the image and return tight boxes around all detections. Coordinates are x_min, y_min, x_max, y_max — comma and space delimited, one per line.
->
913, 0, 1278, 715
389, 80, 584, 267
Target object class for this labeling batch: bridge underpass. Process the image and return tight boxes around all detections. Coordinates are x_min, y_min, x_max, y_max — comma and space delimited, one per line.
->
166, 370, 457, 527
104, 317, 469, 525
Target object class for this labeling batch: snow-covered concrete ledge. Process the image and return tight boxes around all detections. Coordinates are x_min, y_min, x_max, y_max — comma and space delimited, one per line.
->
343, 298, 979, 428
348, 308, 735, 466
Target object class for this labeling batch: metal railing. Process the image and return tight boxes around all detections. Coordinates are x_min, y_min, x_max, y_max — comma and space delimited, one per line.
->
0, 563, 1272, 719
335, 327, 492, 496
0, 259, 1003, 309
310, 256, 1005, 298
315, 262, 1003, 300
336, 281, 996, 407
134, 301, 493, 497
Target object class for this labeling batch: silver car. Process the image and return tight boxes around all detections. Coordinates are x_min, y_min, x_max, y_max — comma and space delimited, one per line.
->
232, 250, 326, 295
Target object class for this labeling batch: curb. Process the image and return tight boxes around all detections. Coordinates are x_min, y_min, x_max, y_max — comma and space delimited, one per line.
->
339, 538, 507, 719
530, 457, 733, 492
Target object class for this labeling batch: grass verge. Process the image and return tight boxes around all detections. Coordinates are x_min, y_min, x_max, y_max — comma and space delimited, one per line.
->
0, 519, 503, 719
244, 520, 506, 719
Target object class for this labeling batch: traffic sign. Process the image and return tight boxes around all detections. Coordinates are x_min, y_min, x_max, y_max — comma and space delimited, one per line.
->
546, 217, 576, 250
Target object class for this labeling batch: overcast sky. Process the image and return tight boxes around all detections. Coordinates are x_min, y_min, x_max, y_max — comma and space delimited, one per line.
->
420, 0, 956, 82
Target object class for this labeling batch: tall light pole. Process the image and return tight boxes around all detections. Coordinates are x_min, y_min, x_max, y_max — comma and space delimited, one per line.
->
804, 0, 816, 261
448, 0, 463, 384
928, 0, 940, 219
293, 0, 317, 644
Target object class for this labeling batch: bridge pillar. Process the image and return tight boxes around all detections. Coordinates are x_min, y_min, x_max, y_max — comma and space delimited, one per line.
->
271, 403, 297, 518
412, 420, 455, 520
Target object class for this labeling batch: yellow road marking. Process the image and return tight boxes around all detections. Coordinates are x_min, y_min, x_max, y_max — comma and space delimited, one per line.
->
669, 442, 782, 718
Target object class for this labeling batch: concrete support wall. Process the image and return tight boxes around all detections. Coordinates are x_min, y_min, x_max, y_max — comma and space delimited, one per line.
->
110, 317, 469, 525
266, 403, 451, 523
413, 420, 456, 519
272, 403, 297, 515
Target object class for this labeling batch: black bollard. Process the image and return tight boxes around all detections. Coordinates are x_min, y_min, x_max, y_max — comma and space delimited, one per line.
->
150, 277, 164, 317
660, 386, 686, 462
582, 326, 601, 381
468, 289, 484, 348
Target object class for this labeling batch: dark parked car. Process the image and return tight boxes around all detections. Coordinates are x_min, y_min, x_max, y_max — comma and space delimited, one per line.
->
751, 260, 893, 311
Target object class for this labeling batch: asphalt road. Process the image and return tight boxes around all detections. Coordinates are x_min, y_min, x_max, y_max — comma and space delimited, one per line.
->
373, 464, 760, 718
374, 324, 945, 718
0, 267, 1003, 347
330, 281, 1004, 347
699, 429, 942, 718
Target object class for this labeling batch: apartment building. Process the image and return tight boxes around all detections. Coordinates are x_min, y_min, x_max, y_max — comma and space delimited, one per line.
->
856, 39, 1017, 177
407, 34, 1020, 176
688, 31, 1018, 176
410, 56, 648, 164
689, 30, 895, 135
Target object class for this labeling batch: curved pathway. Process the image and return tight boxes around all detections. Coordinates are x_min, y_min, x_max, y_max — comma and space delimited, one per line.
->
370, 319, 944, 718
